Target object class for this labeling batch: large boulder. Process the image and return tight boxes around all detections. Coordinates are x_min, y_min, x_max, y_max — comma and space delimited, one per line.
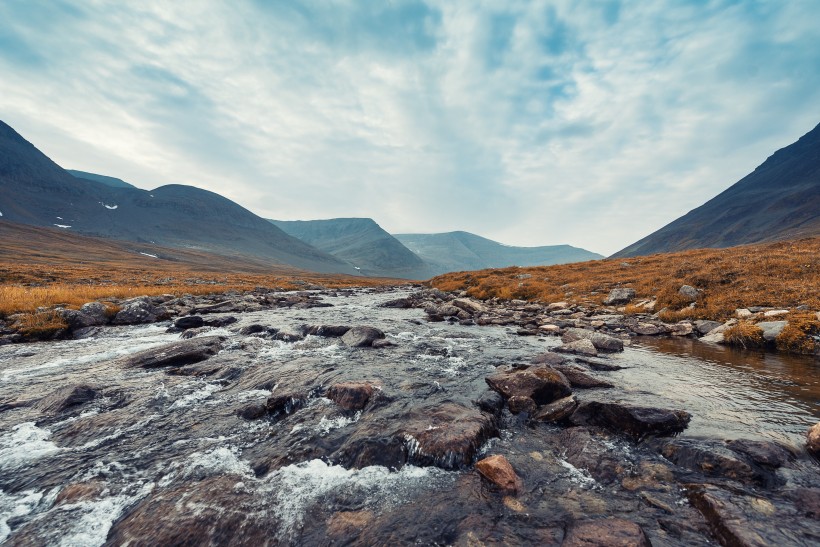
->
112, 298, 166, 325
556, 339, 598, 356
120, 336, 225, 368
563, 519, 651, 547
341, 326, 385, 348
654, 439, 772, 486
485, 366, 572, 406
562, 328, 624, 352
570, 401, 691, 439
531, 395, 578, 423
475, 455, 522, 494
301, 324, 351, 337
603, 288, 636, 306
451, 298, 486, 315
326, 382, 375, 411
175, 315, 204, 330
678, 285, 701, 301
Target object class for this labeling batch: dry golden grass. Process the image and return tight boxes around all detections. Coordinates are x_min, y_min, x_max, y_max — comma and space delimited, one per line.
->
10, 309, 69, 338
776, 312, 819, 354
430, 237, 820, 323
724, 321, 765, 349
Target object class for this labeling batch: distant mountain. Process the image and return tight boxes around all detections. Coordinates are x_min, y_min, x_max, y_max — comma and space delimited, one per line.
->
66, 169, 137, 189
614, 122, 820, 257
0, 120, 357, 275
393, 231, 603, 275
272, 218, 434, 279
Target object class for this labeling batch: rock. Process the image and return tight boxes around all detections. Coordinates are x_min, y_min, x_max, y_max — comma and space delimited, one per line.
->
570, 401, 691, 439
326, 382, 375, 411
763, 309, 789, 318
557, 339, 599, 356
204, 316, 237, 328
507, 395, 537, 415
575, 357, 624, 371
563, 519, 651, 547
301, 324, 351, 337
371, 339, 396, 348
603, 288, 636, 306
112, 298, 165, 325
655, 439, 771, 486
485, 366, 572, 406
379, 297, 416, 308
174, 315, 204, 330
475, 455, 522, 494
699, 320, 737, 344
630, 322, 668, 336
341, 326, 385, 347
272, 331, 304, 342
694, 320, 723, 335
558, 427, 625, 483
726, 439, 793, 468
79, 302, 110, 324
554, 364, 614, 389
562, 328, 624, 352
669, 322, 694, 336
237, 403, 267, 420
266, 391, 307, 416
54, 481, 105, 505
403, 403, 497, 469
678, 285, 701, 301
60, 309, 99, 330
547, 301, 570, 311
326, 510, 374, 539
238, 324, 271, 336
735, 308, 753, 319
538, 324, 561, 335
451, 298, 486, 315
807, 422, 820, 457
531, 395, 578, 423
36, 385, 97, 414
121, 336, 225, 368
756, 321, 788, 342
475, 390, 504, 416
531, 352, 567, 366
180, 327, 213, 339
789, 488, 820, 518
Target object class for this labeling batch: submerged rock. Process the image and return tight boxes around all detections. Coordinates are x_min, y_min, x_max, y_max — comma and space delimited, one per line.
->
120, 336, 225, 368
301, 324, 351, 337
35, 384, 97, 414
475, 455, 522, 494
563, 518, 651, 547
570, 401, 691, 439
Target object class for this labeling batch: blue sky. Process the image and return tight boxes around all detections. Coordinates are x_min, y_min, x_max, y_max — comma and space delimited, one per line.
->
1, 0, 818, 255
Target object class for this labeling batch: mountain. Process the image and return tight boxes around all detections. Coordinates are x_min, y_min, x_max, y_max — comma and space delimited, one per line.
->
614, 122, 820, 257
0, 120, 358, 275
393, 231, 603, 275
271, 218, 434, 279
66, 169, 137, 189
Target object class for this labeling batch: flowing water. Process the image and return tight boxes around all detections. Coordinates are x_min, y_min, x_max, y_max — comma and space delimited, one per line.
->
0, 288, 817, 545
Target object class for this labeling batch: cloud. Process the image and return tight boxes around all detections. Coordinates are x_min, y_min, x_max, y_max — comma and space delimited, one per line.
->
0, 0, 818, 255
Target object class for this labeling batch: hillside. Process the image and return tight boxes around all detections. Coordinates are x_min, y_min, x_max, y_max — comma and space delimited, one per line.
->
614, 122, 820, 257
271, 218, 434, 279
66, 169, 137, 189
0, 121, 357, 275
393, 231, 603, 276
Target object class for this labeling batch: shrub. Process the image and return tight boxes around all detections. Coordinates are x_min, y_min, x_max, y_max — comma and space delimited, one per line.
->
12, 310, 69, 339
776, 313, 819, 354
723, 321, 765, 349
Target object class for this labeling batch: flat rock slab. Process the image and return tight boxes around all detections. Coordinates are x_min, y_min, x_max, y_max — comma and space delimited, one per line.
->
563, 518, 651, 547
120, 336, 225, 369
570, 401, 691, 439
554, 364, 614, 389
35, 385, 97, 414
485, 366, 571, 405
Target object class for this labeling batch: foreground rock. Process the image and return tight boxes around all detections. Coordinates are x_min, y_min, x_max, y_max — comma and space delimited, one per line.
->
562, 328, 624, 352
341, 326, 385, 347
570, 401, 691, 439
485, 366, 572, 407
120, 336, 225, 368
563, 519, 651, 547
327, 382, 375, 411
475, 455, 522, 494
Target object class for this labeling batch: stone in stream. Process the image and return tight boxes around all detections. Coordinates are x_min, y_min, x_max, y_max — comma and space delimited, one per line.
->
553, 364, 614, 389
651, 438, 776, 487
630, 322, 669, 336
556, 338, 599, 357
112, 298, 166, 325
807, 422, 820, 457
120, 336, 225, 368
485, 366, 572, 406
237, 323, 272, 336
174, 315, 204, 330
266, 391, 307, 416
341, 326, 385, 347
301, 324, 351, 337
35, 384, 98, 414
569, 401, 691, 439
475, 390, 505, 416
326, 382, 375, 411
272, 331, 304, 342
475, 454, 522, 494
563, 518, 651, 547
558, 427, 626, 483
575, 356, 624, 371
603, 288, 636, 306
507, 395, 538, 415
562, 328, 624, 352
531, 395, 578, 423
725, 438, 794, 468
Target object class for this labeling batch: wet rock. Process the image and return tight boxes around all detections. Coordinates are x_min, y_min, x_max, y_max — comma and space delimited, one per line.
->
174, 315, 204, 330
475, 455, 522, 494
575, 357, 624, 371
485, 366, 572, 405
112, 298, 166, 325
237, 402, 267, 420
554, 364, 614, 389
507, 395, 538, 415
562, 328, 624, 352
531, 395, 578, 423
238, 323, 272, 336
79, 301, 110, 324
699, 320, 737, 344
603, 288, 636, 306
539, 324, 562, 335
266, 391, 307, 416
630, 322, 668, 336
403, 403, 497, 469
326, 510, 375, 539
191, 300, 243, 314
475, 390, 505, 415
654, 438, 772, 486
559, 427, 625, 483
332, 423, 409, 470
371, 339, 396, 348
694, 320, 723, 335
725, 438, 794, 468
326, 382, 375, 411
272, 331, 304, 342
757, 320, 788, 342
678, 285, 701, 301
380, 297, 416, 308
669, 322, 694, 336
180, 326, 213, 339
301, 324, 351, 337
531, 351, 567, 366
54, 481, 105, 505
121, 336, 225, 368
557, 338, 599, 356
60, 308, 103, 330
452, 298, 486, 315
570, 401, 691, 439
789, 488, 820, 518
563, 519, 651, 547
35, 384, 97, 414
204, 316, 238, 328
341, 326, 385, 347
807, 422, 820, 457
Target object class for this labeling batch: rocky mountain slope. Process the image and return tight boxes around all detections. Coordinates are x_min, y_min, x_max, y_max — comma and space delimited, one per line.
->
271, 218, 434, 279
393, 231, 603, 275
614, 122, 820, 257
66, 169, 137, 189
0, 121, 357, 274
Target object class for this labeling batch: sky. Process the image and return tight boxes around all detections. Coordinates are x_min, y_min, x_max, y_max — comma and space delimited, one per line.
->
1, 0, 819, 256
